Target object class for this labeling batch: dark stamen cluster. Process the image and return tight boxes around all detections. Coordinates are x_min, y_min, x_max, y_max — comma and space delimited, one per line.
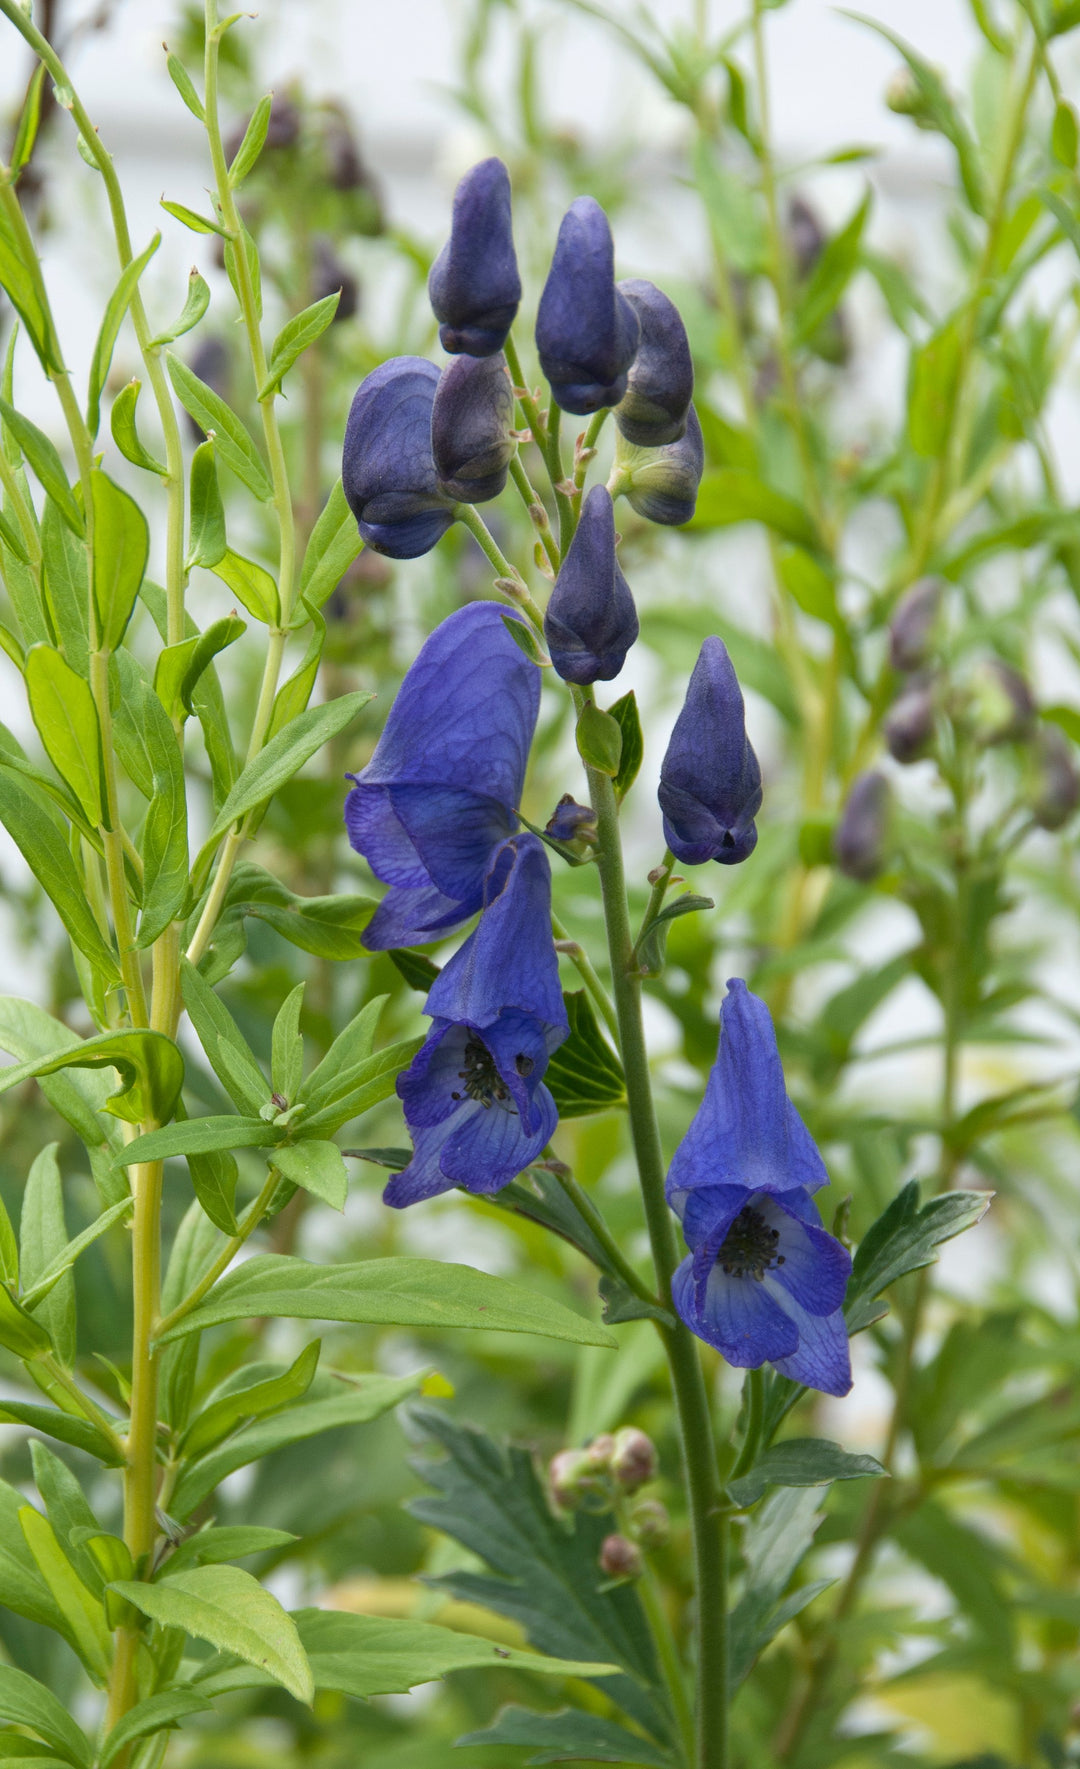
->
451, 1037, 510, 1108
717, 1206, 786, 1281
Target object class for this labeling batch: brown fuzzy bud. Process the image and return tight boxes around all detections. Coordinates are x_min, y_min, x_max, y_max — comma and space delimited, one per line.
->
610, 1428, 657, 1491
548, 1449, 592, 1511
584, 1433, 616, 1470
599, 1533, 643, 1580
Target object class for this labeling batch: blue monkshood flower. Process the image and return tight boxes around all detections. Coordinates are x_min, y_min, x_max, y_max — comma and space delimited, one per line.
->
342, 356, 454, 559
833, 770, 891, 882
658, 636, 762, 866
666, 980, 852, 1397
545, 795, 597, 844
614, 280, 694, 447
431, 353, 515, 504
615, 405, 705, 527
345, 602, 540, 948
428, 157, 522, 357
385, 833, 570, 1207
535, 197, 641, 416
543, 486, 639, 685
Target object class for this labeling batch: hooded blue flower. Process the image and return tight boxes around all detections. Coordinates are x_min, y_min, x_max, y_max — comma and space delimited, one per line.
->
345, 603, 540, 949
667, 981, 852, 1397
385, 834, 569, 1207
342, 357, 454, 559
615, 280, 694, 447
543, 486, 639, 685
428, 157, 522, 357
535, 198, 641, 416
617, 405, 705, 527
431, 353, 515, 504
658, 636, 762, 865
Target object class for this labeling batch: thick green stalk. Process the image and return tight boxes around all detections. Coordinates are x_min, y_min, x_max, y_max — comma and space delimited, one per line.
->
585, 755, 728, 1769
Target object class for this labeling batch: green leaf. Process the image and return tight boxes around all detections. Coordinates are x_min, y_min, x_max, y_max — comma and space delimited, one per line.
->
187, 1141, 239, 1235
298, 479, 363, 611
0, 1192, 16, 1287
19, 1144, 73, 1363
0, 192, 61, 373
223, 221, 262, 324
689, 469, 819, 549
134, 673, 189, 946
91, 469, 149, 650
728, 1487, 827, 1687
727, 1437, 886, 1508
154, 1254, 618, 1348
29, 1440, 110, 1604
576, 702, 622, 776
846, 1180, 993, 1334
260, 292, 340, 399
0, 1028, 184, 1126
207, 692, 371, 840
457, 1707, 675, 1766
0, 1478, 72, 1641
179, 957, 268, 1112
157, 1526, 297, 1577
409, 1411, 669, 1742
180, 614, 245, 715
11, 63, 46, 176
187, 439, 227, 570
608, 690, 643, 801
25, 644, 102, 826
271, 981, 306, 1102
149, 268, 211, 348
179, 1342, 321, 1463
0, 401, 82, 535
0, 1665, 92, 1766
0, 997, 111, 1148
169, 1370, 422, 1519
40, 499, 90, 675
297, 996, 384, 1107
545, 992, 626, 1118
161, 199, 228, 238
86, 234, 160, 439
114, 1117, 280, 1165
777, 546, 837, 624
99, 1690, 212, 1768
293, 1034, 421, 1135
18, 1507, 111, 1683
792, 191, 870, 345
166, 354, 273, 499
0, 1398, 120, 1464
109, 379, 167, 477
228, 94, 273, 185
0, 772, 119, 978
110, 1565, 314, 1704
1053, 98, 1079, 166
636, 893, 714, 977
242, 893, 373, 959
267, 603, 325, 736
194, 1610, 622, 1703
908, 317, 963, 457
271, 1142, 348, 1211
0, 1287, 53, 1358
208, 546, 278, 623
164, 50, 205, 121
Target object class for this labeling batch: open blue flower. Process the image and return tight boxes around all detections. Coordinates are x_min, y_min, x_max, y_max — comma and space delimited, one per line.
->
666, 981, 852, 1396
428, 157, 522, 357
342, 356, 455, 559
658, 636, 762, 865
345, 603, 540, 949
385, 834, 569, 1207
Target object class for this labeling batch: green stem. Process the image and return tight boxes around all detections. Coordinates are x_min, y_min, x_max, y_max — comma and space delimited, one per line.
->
551, 911, 619, 1038
640, 1559, 696, 1766
550, 1164, 663, 1309
728, 1366, 765, 1483
504, 332, 574, 547
154, 1166, 283, 1341
585, 752, 728, 1769
454, 502, 547, 630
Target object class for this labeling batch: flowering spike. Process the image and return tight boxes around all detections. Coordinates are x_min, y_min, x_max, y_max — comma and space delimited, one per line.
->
666, 981, 851, 1397
543, 486, 638, 685
535, 197, 640, 416
659, 636, 762, 866
428, 157, 522, 357
615, 404, 704, 527
345, 603, 540, 948
342, 356, 454, 559
614, 279, 694, 447
431, 353, 515, 504
384, 834, 569, 1207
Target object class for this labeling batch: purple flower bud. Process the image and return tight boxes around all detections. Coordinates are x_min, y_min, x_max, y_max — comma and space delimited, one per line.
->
429, 158, 522, 357
311, 236, 358, 323
599, 1534, 643, 1580
834, 771, 891, 882
883, 679, 936, 763
545, 795, 597, 844
543, 486, 638, 684
659, 637, 762, 866
889, 578, 942, 672
787, 195, 826, 280
616, 406, 704, 527
1032, 726, 1080, 830
614, 279, 694, 447
536, 198, 640, 416
628, 1499, 670, 1548
610, 1427, 657, 1491
342, 357, 454, 559
431, 354, 515, 504
970, 660, 1037, 745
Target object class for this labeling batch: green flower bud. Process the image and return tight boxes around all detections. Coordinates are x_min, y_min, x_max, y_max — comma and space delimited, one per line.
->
628, 1499, 671, 1548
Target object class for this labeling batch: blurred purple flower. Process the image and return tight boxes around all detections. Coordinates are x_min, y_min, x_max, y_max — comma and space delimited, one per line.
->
659, 637, 762, 865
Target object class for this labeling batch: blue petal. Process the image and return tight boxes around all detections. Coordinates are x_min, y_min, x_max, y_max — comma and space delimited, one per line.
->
389, 785, 518, 902
758, 1193, 852, 1318
359, 883, 477, 951
666, 981, 828, 1201
383, 1117, 459, 1208
342, 357, 453, 560
439, 1084, 555, 1193
397, 1023, 466, 1129
672, 1257, 797, 1367
536, 198, 640, 416
428, 158, 521, 358
658, 636, 762, 863
432, 354, 515, 503
426, 835, 568, 1039
543, 486, 639, 686
615, 279, 694, 448
770, 1302, 853, 1397
483, 1009, 560, 1131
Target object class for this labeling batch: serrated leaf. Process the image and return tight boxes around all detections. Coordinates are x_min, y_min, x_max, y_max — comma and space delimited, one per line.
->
457, 1706, 675, 1766
86, 234, 160, 439
110, 1565, 314, 1704
846, 1181, 992, 1334
166, 354, 272, 499
109, 379, 167, 476
545, 992, 625, 1117
206, 692, 371, 839
154, 1254, 617, 1348
149, 268, 211, 347
260, 292, 340, 398
609, 690, 643, 801
727, 1438, 886, 1507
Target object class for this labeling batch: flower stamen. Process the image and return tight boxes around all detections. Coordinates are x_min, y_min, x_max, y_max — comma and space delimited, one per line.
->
451, 1036, 511, 1108
717, 1206, 786, 1281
